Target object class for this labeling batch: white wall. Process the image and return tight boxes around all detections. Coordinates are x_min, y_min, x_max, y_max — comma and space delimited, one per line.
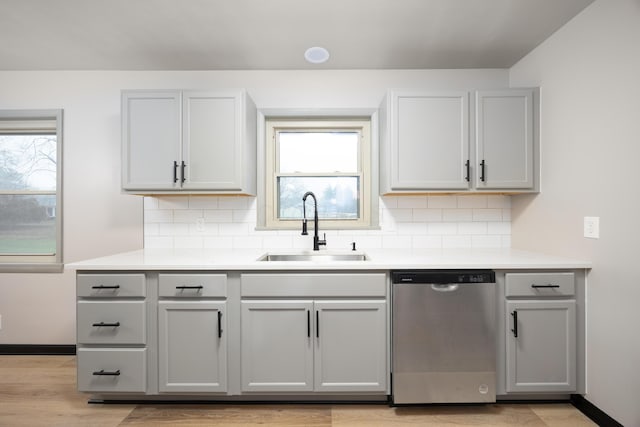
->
509, 1, 640, 425
0, 69, 509, 344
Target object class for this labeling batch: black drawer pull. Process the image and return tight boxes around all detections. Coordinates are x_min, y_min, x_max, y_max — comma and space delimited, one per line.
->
91, 285, 120, 290
176, 285, 204, 290
92, 322, 120, 327
464, 160, 470, 182
92, 369, 120, 376
173, 160, 179, 183
316, 310, 320, 338
531, 284, 561, 289
217, 311, 223, 338
511, 311, 518, 338
480, 159, 486, 182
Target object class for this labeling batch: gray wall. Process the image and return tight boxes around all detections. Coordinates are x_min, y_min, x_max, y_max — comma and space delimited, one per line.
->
509, 1, 640, 425
0, 69, 507, 344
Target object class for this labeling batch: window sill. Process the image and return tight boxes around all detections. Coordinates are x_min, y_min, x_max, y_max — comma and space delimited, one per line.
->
0, 263, 64, 273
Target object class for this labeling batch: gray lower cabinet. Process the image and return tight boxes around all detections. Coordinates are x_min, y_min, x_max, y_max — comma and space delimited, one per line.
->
240, 272, 388, 394
158, 301, 227, 392
76, 273, 147, 394
506, 300, 576, 392
157, 273, 228, 393
504, 272, 578, 393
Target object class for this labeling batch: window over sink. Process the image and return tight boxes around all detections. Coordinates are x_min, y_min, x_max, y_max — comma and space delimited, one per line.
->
264, 118, 373, 229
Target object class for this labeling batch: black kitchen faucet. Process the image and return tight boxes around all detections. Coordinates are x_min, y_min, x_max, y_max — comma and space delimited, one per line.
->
301, 191, 327, 251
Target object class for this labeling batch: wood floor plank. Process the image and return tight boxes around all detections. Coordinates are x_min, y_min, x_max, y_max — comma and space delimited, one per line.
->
529, 403, 597, 426
120, 404, 332, 426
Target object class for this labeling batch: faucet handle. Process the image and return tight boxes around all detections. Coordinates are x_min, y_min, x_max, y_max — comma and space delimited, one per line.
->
301, 219, 308, 235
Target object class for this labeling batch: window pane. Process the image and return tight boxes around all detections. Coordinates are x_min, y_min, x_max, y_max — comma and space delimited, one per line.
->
278, 132, 358, 173
0, 195, 56, 255
278, 176, 359, 220
0, 135, 57, 191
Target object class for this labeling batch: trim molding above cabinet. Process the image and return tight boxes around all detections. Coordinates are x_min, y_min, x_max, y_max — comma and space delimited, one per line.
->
121, 89, 257, 195
379, 88, 539, 195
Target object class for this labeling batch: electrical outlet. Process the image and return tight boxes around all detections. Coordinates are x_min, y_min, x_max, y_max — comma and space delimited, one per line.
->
195, 218, 205, 232
584, 216, 600, 239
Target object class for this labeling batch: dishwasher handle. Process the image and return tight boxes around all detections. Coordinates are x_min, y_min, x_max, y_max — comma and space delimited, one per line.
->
431, 284, 459, 292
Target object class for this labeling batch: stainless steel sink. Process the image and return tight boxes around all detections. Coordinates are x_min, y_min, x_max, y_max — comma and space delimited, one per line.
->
258, 252, 369, 262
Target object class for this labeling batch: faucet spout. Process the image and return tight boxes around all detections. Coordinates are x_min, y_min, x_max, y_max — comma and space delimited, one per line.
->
302, 191, 326, 251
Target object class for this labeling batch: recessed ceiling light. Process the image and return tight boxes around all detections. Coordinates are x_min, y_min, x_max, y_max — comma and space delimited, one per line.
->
304, 46, 330, 64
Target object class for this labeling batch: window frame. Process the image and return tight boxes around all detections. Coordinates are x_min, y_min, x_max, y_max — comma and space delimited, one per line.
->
262, 115, 377, 230
0, 109, 63, 272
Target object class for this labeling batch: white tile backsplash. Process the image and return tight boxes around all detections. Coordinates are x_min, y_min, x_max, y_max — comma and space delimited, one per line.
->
143, 194, 512, 250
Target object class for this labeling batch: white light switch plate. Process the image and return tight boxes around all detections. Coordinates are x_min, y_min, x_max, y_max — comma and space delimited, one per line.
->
584, 216, 600, 239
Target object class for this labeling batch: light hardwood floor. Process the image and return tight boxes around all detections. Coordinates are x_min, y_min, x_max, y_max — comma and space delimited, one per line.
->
0, 356, 597, 427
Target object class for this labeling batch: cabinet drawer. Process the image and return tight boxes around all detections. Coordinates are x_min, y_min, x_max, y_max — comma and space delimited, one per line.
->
159, 274, 227, 297
77, 348, 146, 393
77, 301, 146, 345
506, 272, 575, 297
241, 273, 387, 297
77, 274, 145, 298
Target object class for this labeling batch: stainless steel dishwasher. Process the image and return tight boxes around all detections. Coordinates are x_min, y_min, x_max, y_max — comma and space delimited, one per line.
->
392, 270, 496, 404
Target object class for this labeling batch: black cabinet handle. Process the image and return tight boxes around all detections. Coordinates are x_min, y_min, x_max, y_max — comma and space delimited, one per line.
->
173, 161, 179, 183
531, 284, 561, 289
465, 160, 470, 182
480, 160, 486, 182
181, 161, 186, 183
511, 311, 518, 338
92, 322, 120, 327
217, 311, 223, 338
91, 285, 120, 290
307, 310, 311, 338
316, 310, 320, 338
92, 369, 120, 376
175, 285, 203, 290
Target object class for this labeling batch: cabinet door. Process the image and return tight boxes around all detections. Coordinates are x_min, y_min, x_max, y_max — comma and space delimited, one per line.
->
241, 300, 313, 392
182, 91, 242, 190
314, 301, 387, 392
122, 91, 181, 190
390, 91, 470, 190
476, 90, 534, 189
506, 300, 576, 393
158, 301, 227, 392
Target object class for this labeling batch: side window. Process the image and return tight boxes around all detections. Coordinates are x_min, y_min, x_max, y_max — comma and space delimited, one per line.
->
0, 110, 63, 271
265, 119, 371, 229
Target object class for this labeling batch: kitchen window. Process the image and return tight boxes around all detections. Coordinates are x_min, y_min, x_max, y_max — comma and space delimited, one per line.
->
265, 118, 372, 229
0, 110, 63, 272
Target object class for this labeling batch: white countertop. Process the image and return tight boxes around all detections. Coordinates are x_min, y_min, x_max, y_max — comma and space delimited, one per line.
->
66, 248, 591, 271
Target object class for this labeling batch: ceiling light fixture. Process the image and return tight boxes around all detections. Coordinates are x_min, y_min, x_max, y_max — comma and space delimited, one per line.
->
304, 46, 330, 64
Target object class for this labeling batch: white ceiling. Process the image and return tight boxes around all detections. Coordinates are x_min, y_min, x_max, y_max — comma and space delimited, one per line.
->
0, 0, 594, 71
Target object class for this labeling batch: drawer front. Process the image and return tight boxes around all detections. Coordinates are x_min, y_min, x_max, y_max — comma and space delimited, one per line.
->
77, 301, 146, 345
506, 272, 575, 297
77, 274, 145, 298
77, 348, 146, 393
159, 274, 227, 297
241, 273, 387, 297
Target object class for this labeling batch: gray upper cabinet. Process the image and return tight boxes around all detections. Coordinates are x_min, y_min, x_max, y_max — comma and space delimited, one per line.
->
121, 89, 256, 194
380, 88, 538, 194
380, 90, 470, 192
476, 90, 535, 190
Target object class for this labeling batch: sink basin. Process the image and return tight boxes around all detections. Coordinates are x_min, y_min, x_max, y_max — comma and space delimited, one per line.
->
258, 251, 369, 262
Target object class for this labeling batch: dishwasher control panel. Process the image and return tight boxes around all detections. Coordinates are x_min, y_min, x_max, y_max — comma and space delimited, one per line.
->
391, 269, 495, 284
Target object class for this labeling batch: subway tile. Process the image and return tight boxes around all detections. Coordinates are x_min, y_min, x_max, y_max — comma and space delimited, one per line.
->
396, 222, 428, 235
188, 222, 219, 236
218, 196, 249, 210
427, 195, 457, 209
382, 235, 412, 249
473, 209, 503, 222
262, 235, 294, 249
457, 195, 488, 208
188, 195, 218, 209
203, 236, 233, 249
173, 210, 204, 223
218, 222, 249, 236
144, 209, 173, 223
159, 223, 189, 236
488, 222, 511, 235
233, 236, 263, 249
412, 235, 442, 249
427, 222, 458, 235
443, 235, 472, 248
144, 223, 159, 236
386, 208, 413, 222
233, 209, 257, 224
379, 196, 398, 209
458, 222, 488, 235
175, 236, 204, 249
144, 236, 173, 249
397, 196, 427, 208
472, 235, 503, 248
413, 208, 443, 222
488, 195, 512, 208
442, 208, 472, 221
143, 196, 159, 210
204, 210, 233, 223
